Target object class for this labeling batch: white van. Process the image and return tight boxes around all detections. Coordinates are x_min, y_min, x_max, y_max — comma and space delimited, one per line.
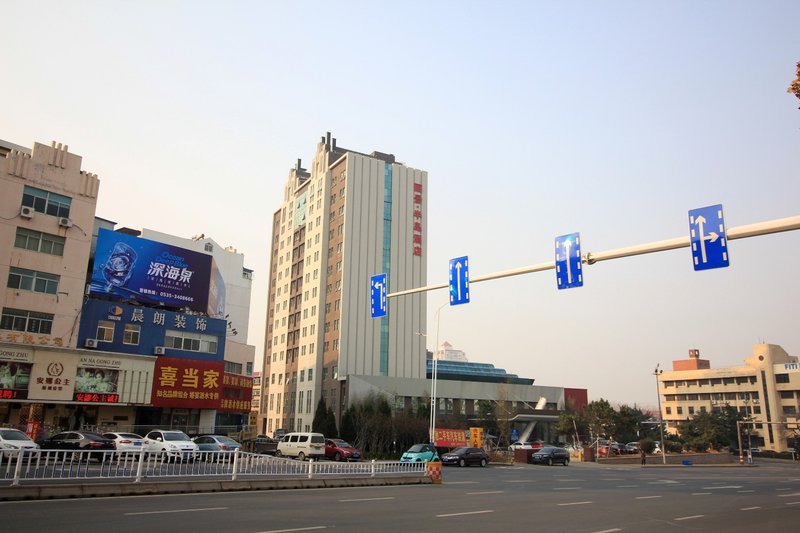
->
276, 432, 325, 461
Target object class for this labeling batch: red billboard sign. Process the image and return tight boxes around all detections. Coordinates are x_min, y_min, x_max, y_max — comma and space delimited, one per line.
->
219, 372, 254, 412
151, 356, 223, 409
434, 428, 467, 448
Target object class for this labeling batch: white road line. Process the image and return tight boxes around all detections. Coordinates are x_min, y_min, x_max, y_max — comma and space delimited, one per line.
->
443, 481, 478, 485
124, 507, 227, 516
701, 486, 741, 490
437, 510, 494, 518
252, 526, 328, 533
691, 493, 712, 495
617, 485, 638, 488
636, 496, 662, 500
556, 478, 585, 482
467, 491, 504, 495
785, 502, 800, 506
338, 497, 395, 502
778, 492, 800, 497
553, 487, 581, 491
592, 529, 622, 533
601, 478, 624, 481
740, 507, 761, 511
506, 479, 535, 483
775, 488, 791, 491
558, 501, 593, 506
737, 490, 755, 493
674, 515, 704, 521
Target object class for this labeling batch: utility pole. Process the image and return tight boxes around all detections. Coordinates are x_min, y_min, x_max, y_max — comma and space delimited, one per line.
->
654, 364, 666, 465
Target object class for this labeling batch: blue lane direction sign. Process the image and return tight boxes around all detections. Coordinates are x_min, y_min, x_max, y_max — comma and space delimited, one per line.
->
688, 204, 729, 271
449, 256, 470, 306
555, 232, 583, 290
370, 273, 388, 318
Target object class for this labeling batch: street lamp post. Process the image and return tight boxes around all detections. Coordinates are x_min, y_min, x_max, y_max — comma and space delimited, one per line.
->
654, 364, 666, 465
429, 302, 447, 445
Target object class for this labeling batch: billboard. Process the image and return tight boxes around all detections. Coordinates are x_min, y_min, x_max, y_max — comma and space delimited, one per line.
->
73, 367, 120, 403
433, 428, 468, 448
219, 372, 253, 412
0, 361, 32, 400
151, 356, 223, 409
90, 228, 213, 313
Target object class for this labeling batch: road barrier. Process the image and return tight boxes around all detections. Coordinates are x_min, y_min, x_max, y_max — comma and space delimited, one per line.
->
426, 461, 442, 484
1, 449, 428, 486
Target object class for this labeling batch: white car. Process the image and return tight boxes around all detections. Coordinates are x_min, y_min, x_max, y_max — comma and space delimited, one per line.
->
102, 432, 145, 457
142, 430, 199, 461
0, 428, 40, 458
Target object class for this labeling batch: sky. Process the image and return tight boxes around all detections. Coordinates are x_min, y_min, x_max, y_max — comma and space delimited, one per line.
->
2, 1, 798, 408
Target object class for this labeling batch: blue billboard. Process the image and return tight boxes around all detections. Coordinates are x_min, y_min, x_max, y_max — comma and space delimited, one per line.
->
78, 300, 226, 361
90, 229, 213, 313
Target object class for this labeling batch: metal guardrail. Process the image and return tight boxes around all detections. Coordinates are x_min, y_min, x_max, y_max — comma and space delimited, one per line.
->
1, 450, 428, 486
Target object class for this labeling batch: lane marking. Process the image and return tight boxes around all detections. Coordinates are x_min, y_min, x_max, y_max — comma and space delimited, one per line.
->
124, 507, 227, 516
601, 478, 624, 481
338, 497, 394, 502
558, 501, 593, 506
701, 486, 741, 490
617, 485, 638, 488
737, 490, 754, 493
553, 487, 581, 491
443, 481, 478, 485
785, 502, 800, 506
506, 480, 535, 483
556, 478, 585, 482
775, 488, 791, 491
778, 492, 800, 498
674, 515, 704, 521
252, 526, 328, 533
437, 510, 494, 518
691, 493, 712, 495
467, 491, 504, 495
741, 507, 761, 511
592, 529, 622, 533
636, 496, 662, 500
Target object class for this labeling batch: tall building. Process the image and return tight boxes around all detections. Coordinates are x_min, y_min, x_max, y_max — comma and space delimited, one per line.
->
260, 133, 427, 435
658, 344, 800, 452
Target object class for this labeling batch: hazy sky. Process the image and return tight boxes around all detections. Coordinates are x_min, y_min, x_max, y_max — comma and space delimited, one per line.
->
2, 1, 798, 408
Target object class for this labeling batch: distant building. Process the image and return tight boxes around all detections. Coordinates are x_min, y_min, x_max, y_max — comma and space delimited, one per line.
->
435, 341, 468, 362
658, 344, 800, 452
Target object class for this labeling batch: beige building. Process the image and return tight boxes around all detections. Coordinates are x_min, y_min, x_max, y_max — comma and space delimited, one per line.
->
658, 344, 800, 452
260, 133, 427, 436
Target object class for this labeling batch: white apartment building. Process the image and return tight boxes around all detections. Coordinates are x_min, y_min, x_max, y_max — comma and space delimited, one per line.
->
260, 133, 427, 435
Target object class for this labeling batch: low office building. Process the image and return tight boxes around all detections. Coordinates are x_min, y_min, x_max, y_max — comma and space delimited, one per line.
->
658, 344, 800, 451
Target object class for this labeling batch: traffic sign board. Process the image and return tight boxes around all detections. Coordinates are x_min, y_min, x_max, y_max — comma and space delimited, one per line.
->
449, 256, 470, 305
555, 232, 583, 289
370, 273, 388, 318
688, 204, 729, 271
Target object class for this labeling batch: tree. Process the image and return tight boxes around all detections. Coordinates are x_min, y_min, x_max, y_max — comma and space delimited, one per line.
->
789, 61, 800, 108
613, 404, 648, 443
554, 412, 587, 445
584, 399, 617, 442
312, 398, 329, 434
677, 406, 739, 452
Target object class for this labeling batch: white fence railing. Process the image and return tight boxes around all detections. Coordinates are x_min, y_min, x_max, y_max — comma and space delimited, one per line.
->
1, 449, 428, 486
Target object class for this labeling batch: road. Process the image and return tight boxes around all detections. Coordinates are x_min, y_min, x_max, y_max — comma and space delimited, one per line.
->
4, 461, 800, 532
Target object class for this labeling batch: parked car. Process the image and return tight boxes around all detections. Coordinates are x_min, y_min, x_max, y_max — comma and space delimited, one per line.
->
142, 430, 199, 462
325, 438, 361, 461
400, 443, 439, 463
529, 446, 570, 466
253, 435, 279, 455
626, 441, 640, 453
38, 431, 115, 462
102, 432, 145, 458
441, 447, 489, 467
273, 428, 288, 440
509, 440, 544, 451
193, 435, 242, 452
0, 428, 40, 458
276, 432, 325, 461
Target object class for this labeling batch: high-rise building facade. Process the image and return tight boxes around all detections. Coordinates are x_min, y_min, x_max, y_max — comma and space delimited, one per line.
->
260, 133, 427, 435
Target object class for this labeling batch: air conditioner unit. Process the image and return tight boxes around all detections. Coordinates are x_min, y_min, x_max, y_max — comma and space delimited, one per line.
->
58, 217, 73, 228
154, 346, 166, 355
85, 338, 99, 348
20, 206, 34, 219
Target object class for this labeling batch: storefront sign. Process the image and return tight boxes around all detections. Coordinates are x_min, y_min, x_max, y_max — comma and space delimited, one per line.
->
0, 333, 65, 347
0, 347, 34, 363
73, 367, 120, 403
0, 361, 32, 399
151, 356, 223, 409
219, 372, 254, 412
28, 355, 77, 401
433, 428, 467, 448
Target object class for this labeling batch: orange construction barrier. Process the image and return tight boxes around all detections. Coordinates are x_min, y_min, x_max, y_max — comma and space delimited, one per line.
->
427, 461, 442, 484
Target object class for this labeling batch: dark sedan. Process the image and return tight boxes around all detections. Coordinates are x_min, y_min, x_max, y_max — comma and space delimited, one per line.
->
528, 446, 570, 466
38, 431, 116, 462
441, 447, 489, 467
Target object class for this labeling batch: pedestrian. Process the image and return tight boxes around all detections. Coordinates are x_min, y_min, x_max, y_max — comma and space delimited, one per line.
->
640, 448, 647, 466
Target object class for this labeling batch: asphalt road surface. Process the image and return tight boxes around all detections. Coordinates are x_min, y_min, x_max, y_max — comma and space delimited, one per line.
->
4, 460, 800, 532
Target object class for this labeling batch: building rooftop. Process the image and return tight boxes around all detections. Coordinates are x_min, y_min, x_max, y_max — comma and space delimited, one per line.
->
426, 359, 534, 385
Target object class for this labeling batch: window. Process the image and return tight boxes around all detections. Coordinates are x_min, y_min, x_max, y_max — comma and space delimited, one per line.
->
225, 361, 243, 374
779, 391, 794, 399
97, 320, 115, 342
688, 406, 695, 415
14, 228, 65, 256
332, 365, 338, 379
7, 267, 60, 294
22, 185, 72, 217
123, 324, 140, 345
300, 370, 305, 382
271, 373, 275, 385
279, 374, 283, 385
665, 407, 672, 415
776, 374, 790, 384
676, 407, 683, 415
1, 307, 54, 334
783, 406, 797, 414
164, 330, 219, 353
307, 368, 313, 382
